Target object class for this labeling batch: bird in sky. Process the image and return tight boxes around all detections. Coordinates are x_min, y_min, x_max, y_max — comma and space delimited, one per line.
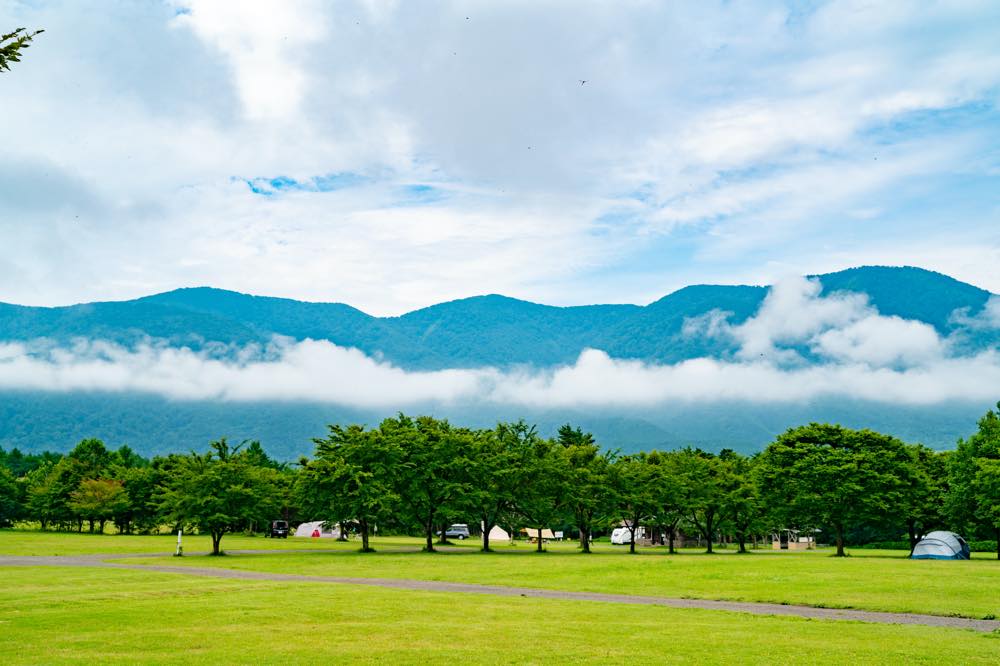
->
579, 79, 587, 85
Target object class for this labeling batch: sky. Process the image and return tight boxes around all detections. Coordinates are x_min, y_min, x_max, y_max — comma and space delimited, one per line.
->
1, 0, 999, 317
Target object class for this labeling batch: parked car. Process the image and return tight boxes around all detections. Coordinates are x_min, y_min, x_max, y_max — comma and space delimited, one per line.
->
267, 520, 289, 538
436, 523, 470, 540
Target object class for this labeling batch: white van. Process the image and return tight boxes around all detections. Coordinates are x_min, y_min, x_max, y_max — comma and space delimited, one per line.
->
610, 526, 645, 545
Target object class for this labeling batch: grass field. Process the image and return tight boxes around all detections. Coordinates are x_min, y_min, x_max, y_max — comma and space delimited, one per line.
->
80, 537, 1000, 620
3, 565, 1000, 664
4, 530, 1000, 664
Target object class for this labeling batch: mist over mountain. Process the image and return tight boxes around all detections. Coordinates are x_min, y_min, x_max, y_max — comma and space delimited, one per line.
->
1, 266, 997, 458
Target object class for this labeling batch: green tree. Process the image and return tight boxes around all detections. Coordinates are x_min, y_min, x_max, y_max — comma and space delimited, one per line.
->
901, 444, 948, 552
558, 425, 613, 554
610, 454, 658, 554
69, 478, 128, 533
645, 450, 688, 554
159, 438, 279, 555
384, 415, 473, 552
466, 422, 534, 552
719, 450, 763, 553
515, 429, 570, 553
947, 404, 1000, 558
758, 424, 914, 557
309, 424, 400, 552
1, 28, 43, 73
0, 466, 20, 526
675, 448, 727, 554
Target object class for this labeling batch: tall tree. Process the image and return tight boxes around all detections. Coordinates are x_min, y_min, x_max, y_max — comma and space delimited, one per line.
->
610, 454, 658, 554
558, 425, 613, 553
758, 424, 914, 556
310, 424, 400, 552
385, 415, 473, 552
719, 450, 763, 553
947, 404, 1000, 558
902, 444, 948, 552
69, 478, 128, 533
516, 431, 570, 553
676, 448, 727, 554
159, 438, 279, 555
467, 422, 535, 552
0, 466, 20, 526
645, 450, 688, 554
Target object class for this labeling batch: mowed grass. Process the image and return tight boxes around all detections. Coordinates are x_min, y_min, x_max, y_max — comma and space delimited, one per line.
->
116, 539, 1000, 620
2, 566, 999, 665
6, 530, 1000, 619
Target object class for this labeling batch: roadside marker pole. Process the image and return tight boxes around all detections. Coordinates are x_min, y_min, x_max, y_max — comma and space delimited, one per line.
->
175, 529, 183, 557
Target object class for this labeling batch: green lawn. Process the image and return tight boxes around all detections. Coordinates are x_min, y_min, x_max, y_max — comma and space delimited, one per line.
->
114, 540, 1000, 620
2, 566, 999, 665
6, 530, 1000, 620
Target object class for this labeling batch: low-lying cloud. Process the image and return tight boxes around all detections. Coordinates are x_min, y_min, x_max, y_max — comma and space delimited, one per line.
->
0, 278, 996, 408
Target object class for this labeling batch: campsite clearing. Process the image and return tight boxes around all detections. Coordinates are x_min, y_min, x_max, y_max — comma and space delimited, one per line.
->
3, 564, 1000, 664
3, 530, 1000, 664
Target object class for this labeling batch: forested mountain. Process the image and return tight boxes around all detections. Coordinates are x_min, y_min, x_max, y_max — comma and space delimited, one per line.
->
0, 265, 996, 457
0, 266, 994, 369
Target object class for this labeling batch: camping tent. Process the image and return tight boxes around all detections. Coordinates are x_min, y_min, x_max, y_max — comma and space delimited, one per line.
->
487, 525, 511, 543
911, 531, 970, 560
294, 521, 340, 538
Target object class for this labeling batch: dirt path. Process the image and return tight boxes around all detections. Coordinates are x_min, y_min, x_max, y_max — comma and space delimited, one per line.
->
3, 553, 998, 633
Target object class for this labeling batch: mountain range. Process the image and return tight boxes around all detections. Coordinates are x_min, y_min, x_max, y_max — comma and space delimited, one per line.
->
0, 266, 997, 458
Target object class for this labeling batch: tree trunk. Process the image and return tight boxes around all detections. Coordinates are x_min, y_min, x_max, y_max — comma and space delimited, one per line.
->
211, 531, 223, 555
835, 523, 846, 557
907, 520, 918, 554
338, 521, 348, 541
88, 518, 94, 533
628, 521, 637, 554
482, 525, 492, 552
737, 532, 747, 553
668, 525, 676, 554
98, 519, 106, 534
437, 521, 449, 545
995, 527, 999, 561
704, 514, 715, 554
360, 519, 372, 552
536, 527, 544, 552
424, 519, 435, 552
579, 527, 591, 553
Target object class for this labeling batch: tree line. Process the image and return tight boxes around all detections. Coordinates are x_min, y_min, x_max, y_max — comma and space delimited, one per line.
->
2, 404, 999, 558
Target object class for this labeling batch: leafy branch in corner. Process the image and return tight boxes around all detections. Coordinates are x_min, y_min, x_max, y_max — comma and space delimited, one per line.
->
1, 28, 44, 73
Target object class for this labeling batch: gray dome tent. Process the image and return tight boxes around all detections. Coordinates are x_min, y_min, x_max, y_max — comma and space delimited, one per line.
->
911, 531, 970, 560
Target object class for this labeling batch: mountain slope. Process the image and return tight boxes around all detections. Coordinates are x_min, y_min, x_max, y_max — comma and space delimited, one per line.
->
0, 266, 994, 369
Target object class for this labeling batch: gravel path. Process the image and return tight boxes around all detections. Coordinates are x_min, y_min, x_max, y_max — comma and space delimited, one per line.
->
3, 553, 998, 633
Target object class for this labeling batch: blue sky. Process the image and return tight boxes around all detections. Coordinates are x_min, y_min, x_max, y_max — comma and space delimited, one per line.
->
0, 0, 998, 315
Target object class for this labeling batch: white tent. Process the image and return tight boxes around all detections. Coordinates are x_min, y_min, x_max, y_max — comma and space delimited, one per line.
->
294, 521, 341, 538
488, 525, 511, 543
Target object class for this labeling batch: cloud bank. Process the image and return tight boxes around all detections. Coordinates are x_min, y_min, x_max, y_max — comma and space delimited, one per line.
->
1, 278, 996, 408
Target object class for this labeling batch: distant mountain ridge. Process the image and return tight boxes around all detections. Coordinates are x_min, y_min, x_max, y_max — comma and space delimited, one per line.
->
1, 265, 997, 457
0, 266, 994, 369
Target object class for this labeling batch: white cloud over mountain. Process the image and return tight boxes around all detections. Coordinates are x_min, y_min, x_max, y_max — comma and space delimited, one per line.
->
0, 278, 995, 407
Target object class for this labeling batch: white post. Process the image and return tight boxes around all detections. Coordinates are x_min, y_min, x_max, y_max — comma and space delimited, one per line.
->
175, 529, 183, 557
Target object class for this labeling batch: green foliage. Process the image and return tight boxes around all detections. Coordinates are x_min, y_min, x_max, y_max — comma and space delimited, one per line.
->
0, 28, 43, 73
69, 478, 128, 533
757, 424, 915, 556
947, 403, 1000, 557
158, 438, 280, 554
308, 424, 400, 552
0, 466, 19, 525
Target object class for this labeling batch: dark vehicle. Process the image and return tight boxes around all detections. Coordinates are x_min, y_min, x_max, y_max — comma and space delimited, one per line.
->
267, 520, 289, 538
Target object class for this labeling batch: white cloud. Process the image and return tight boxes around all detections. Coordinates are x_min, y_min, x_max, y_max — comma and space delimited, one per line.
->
0, 1, 998, 312
0, 276, 993, 407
